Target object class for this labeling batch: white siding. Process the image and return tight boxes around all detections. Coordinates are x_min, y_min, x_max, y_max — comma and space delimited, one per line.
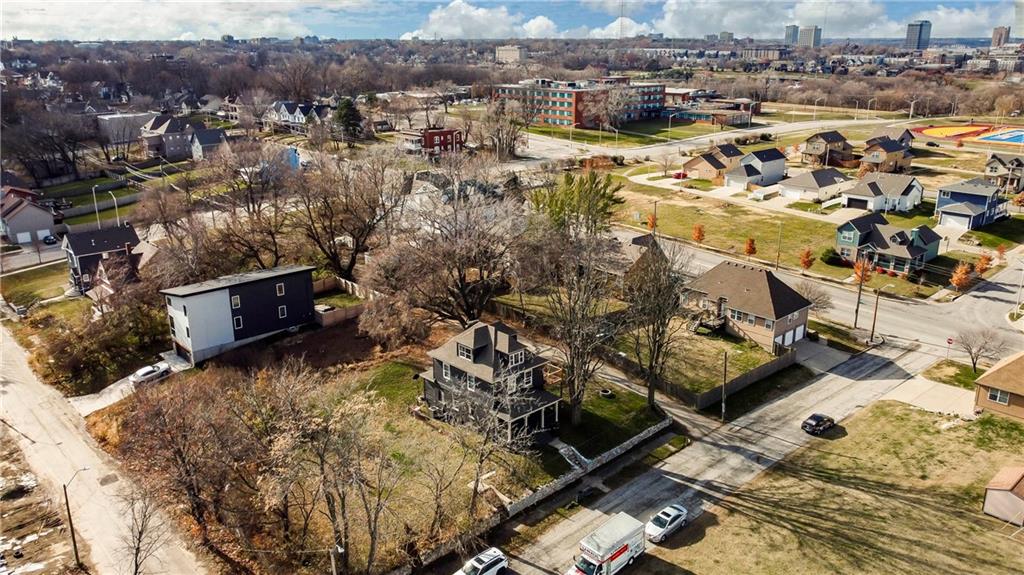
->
166, 290, 234, 355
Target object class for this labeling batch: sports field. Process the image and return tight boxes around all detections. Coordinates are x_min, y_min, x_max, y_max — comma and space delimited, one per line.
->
970, 128, 1024, 145
918, 125, 990, 138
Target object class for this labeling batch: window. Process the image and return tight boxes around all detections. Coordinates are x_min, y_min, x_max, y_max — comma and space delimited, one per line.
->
457, 344, 472, 360
747, 314, 756, 326
764, 319, 774, 330
278, 305, 287, 319
233, 316, 243, 330
442, 363, 451, 380
231, 295, 240, 309
522, 369, 534, 388
276, 282, 285, 296
988, 388, 1010, 405
840, 247, 852, 258
510, 350, 525, 366
939, 190, 950, 198
182, 305, 187, 316
839, 230, 855, 243
165, 296, 171, 306
729, 309, 744, 322
185, 326, 190, 338
466, 375, 476, 390
168, 316, 175, 336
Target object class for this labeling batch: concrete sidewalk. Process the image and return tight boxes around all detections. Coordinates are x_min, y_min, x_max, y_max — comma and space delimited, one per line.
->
881, 376, 976, 419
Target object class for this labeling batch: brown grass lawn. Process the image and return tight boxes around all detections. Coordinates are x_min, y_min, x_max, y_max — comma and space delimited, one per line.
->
0, 261, 69, 305
641, 401, 1024, 575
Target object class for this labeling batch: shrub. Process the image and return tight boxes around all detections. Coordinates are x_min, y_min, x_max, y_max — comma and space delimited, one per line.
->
875, 266, 885, 274
888, 270, 897, 277
820, 247, 840, 265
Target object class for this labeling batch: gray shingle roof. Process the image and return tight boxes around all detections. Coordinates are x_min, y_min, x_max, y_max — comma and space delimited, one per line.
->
160, 265, 315, 297
937, 201, 985, 216
844, 173, 918, 199
782, 168, 852, 190
940, 178, 1002, 198
191, 128, 227, 147
688, 262, 812, 320
427, 321, 541, 382
713, 143, 744, 159
806, 130, 847, 144
728, 163, 761, 178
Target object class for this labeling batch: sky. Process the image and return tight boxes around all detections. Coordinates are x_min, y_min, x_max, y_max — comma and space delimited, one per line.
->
1, 0, 1022, 42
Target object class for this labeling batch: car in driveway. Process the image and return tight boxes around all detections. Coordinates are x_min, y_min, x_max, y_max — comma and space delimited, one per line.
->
128, 362, 171, 385
801, 413, 836, 435
455, 547, 507, 575
645, 504, 688, 543
42, 235, 59, 245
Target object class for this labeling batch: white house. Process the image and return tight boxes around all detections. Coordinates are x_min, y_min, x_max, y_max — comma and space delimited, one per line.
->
778, 168, 855, 201
725, 148, 787, 189
840, 173, 924, 213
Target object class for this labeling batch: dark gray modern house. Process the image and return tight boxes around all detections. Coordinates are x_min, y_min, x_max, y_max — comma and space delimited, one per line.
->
62, 223, 140, 293
160, 265, 315, 364
420, 321, 560, 441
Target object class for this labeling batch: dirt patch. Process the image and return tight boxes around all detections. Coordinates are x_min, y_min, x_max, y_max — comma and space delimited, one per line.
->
0, 428, 79, 573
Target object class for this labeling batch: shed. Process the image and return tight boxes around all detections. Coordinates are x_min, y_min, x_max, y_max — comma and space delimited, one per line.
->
983, 467, 1024, 526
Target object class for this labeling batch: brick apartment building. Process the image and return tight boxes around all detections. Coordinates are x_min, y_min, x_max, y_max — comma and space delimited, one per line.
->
493, 77, 665, 128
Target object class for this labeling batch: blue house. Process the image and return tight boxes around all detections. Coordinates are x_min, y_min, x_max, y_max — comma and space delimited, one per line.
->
934, 178, 1007, 230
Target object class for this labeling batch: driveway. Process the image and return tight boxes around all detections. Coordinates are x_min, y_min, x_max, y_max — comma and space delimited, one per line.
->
68, 351, 192, 417
505, 344, 934, 574
0, 326, 206, 574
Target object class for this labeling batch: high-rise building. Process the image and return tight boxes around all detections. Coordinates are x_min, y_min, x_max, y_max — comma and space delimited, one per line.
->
797, 26, 822, 48
495, 45, 528, 64
784, 24, 799, 45
719, 31, 734, 43
705, 33, 719, 42
905, 20, 932, 50
993, 26, 1011, 47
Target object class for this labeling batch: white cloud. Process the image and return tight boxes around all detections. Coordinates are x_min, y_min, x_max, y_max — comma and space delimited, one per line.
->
580, 0, 658, 17
587, 17, 652, 38
0, 0, 375, 41
400, 0, 526, 39
523, 16, 559, 38
908, 3, 1016, 38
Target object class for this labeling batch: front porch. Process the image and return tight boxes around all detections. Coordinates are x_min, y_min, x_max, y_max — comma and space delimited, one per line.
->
860, 250, 924, 274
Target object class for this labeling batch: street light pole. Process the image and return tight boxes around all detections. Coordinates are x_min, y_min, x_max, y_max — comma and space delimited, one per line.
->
853, 255, 868, 328
108, 191, 121, 227
813, 97, 825, 121
64, 467, 88, 569
91, 185, 101, 229
908, 98, 919, 120
721, 351, 728, 423
869, 283, 894, 343
775, 221, 783, 269
867, 97, 877, 119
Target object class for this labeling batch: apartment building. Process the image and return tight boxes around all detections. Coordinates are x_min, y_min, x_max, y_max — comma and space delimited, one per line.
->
493, 77, 665, 128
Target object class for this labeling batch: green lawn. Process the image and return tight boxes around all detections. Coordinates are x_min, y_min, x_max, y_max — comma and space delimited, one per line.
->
878, 201, 937, 229
962, 215, 1024, 249
622, 119, 735, 140
701, 364, 817, 421
618, 201, 848, 278
315, 291, 363, 308
808, 319, 866, 353
494, 290, 628, 320
527, 125, 658, 147
39, 176, 119, 196
788, 201, 839, 215
821, 249, 999, 299
922, 359, 984, 390
683, 178, 716, 191
360, 361, 422, 405
615, 324, 775, 395
557, 384, 663, 459
63, 202, 138, 225
59, 186, 136, 208
0, 261, 69, 305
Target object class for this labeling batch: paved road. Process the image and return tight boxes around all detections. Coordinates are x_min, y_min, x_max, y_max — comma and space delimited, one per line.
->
507, 343, 933, 574
0, 326, 206, 574
0, 243, 64, 272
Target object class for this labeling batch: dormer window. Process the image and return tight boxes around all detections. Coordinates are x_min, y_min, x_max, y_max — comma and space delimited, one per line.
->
510, 350, 525, 366
457, 344, 472, 360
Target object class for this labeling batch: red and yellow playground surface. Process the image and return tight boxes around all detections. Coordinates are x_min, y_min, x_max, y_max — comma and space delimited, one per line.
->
915, 124, 1024, 146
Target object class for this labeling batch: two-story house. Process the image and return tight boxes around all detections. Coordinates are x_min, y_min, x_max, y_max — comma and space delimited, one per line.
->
934, 178, 1008, 230
860, 137, 912, 173
161, 265, 315, 364
801, 131, 853, 166
983, 152, 1024, 194
685, 262, 812, 351
681, 143, 745, 181
835, 212, 941, 273
778, 168, 855, 201
62, 223, 140, 293
724, 148, 787, 189
139, 114, 195, 160
840, 172, 923, 213
398, 127, 465, 156
190, 128, 229, 161
419, 321, 561, 441
866, 127, 915, 149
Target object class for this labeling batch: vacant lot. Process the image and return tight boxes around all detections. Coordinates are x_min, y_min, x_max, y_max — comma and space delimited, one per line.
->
923, 359, 984, 390
644, 401, 1024, 575
614, 324, 774, 395
1, 261, 69, 304
963, 215, 1024, 249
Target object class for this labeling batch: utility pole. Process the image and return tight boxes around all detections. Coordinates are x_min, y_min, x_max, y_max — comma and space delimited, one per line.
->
108, 191, 121, 227
1016, 258, 1024, 311
853, 255, 867, 328
91, 185, 102, 230
63, 467, 87, 569
775, 221, 783, 269
720, 351, 728, 423
869, 283, 893, 343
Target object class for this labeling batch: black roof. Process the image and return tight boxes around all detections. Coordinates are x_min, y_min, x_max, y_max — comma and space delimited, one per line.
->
713, 143, 744, 158
841, 212, 888, 234
160, 265, 315, 297
749, 148, 786, 162
866, 138, 906, 153
65, 223, 140, 256
808, 130, 846, 144
191, 128, 226, 147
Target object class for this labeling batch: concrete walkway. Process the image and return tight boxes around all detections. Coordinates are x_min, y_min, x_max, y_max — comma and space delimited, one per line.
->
68, 350, 192, 417
881, 376, 976, 419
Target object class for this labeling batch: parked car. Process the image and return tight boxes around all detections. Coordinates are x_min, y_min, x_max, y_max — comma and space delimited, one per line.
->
801, 413, 836, 435
128, 362, 171, 385
925, 141, 940, 148
455, 547, 507, 575
673, 171, 688, 179
43, 235, 59, 245
645, 504, 688, 543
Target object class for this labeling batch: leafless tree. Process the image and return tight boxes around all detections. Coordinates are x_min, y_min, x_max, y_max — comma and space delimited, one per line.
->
387, 95, 418, 130
238, 88, 273, 136
956, 327, 1008, 373
414, 446, 468, 539
622, 239, 693, 409
796, 280, 834, 318
478, 97, 541, 161
118, 487, 170, 575
270, 55, 318, 101
656, 151, 676, 176
579, 86, 633, 130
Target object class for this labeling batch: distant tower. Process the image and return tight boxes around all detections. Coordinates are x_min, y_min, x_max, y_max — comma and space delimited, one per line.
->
905, 20, 932, 50
992, 26, 1011, 47
784, 24, 799, 45
797, 26, 822, 48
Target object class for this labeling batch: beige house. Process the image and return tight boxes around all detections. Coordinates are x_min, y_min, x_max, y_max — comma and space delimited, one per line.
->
861, 138, 913, 173
686, 262, 812, 352
983, 467, 1024, 526
974, 349, 1024, 422
682, 143, 744, 181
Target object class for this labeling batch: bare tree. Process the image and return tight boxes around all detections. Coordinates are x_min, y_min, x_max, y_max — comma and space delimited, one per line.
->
238, 88, 273, 136
270, 55, 318, 101
795, 280, 834, 318
414, 446, 468, 539
622, 239, 693, 409
656, 151, 676, 176
956, 327, 1008, 373
118, 487, 170, 575
478, 97, 541, 161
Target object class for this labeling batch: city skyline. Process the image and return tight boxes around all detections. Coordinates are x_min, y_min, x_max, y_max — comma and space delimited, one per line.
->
2, 0, 1021, 42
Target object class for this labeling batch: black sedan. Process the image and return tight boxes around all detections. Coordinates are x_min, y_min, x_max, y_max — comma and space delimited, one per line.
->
801, 413, 836, 435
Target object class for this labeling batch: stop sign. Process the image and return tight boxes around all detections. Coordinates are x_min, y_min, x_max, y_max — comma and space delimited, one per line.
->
947, 337, 954, 345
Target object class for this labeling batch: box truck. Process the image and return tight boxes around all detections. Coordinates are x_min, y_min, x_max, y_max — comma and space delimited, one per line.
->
565, 512, 645, 575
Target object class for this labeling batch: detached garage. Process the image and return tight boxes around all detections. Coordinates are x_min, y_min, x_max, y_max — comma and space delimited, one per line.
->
1, 194, 57, 245
984, 467, 1024, 526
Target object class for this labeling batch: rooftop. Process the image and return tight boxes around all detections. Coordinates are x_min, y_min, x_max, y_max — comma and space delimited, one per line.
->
688, 261, 812, 320
160, 265, 315, 297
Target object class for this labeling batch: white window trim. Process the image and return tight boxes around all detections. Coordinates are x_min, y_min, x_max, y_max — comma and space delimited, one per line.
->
457, 344, 472, 360
765, 319, 775, 330
278, 305, 287, 319
522, 369, 533, 388
233, 316, 243, 330
466, 375, 476, 390
442, 363, 451, 380
988, 388, 1010, 405
276, 282, 285, 296
231, 295, 240, 309
510, 350, 525, 366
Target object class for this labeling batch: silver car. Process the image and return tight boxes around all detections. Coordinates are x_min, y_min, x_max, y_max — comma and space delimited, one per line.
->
645, 504, 688, 543
128, 362, 171, 385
